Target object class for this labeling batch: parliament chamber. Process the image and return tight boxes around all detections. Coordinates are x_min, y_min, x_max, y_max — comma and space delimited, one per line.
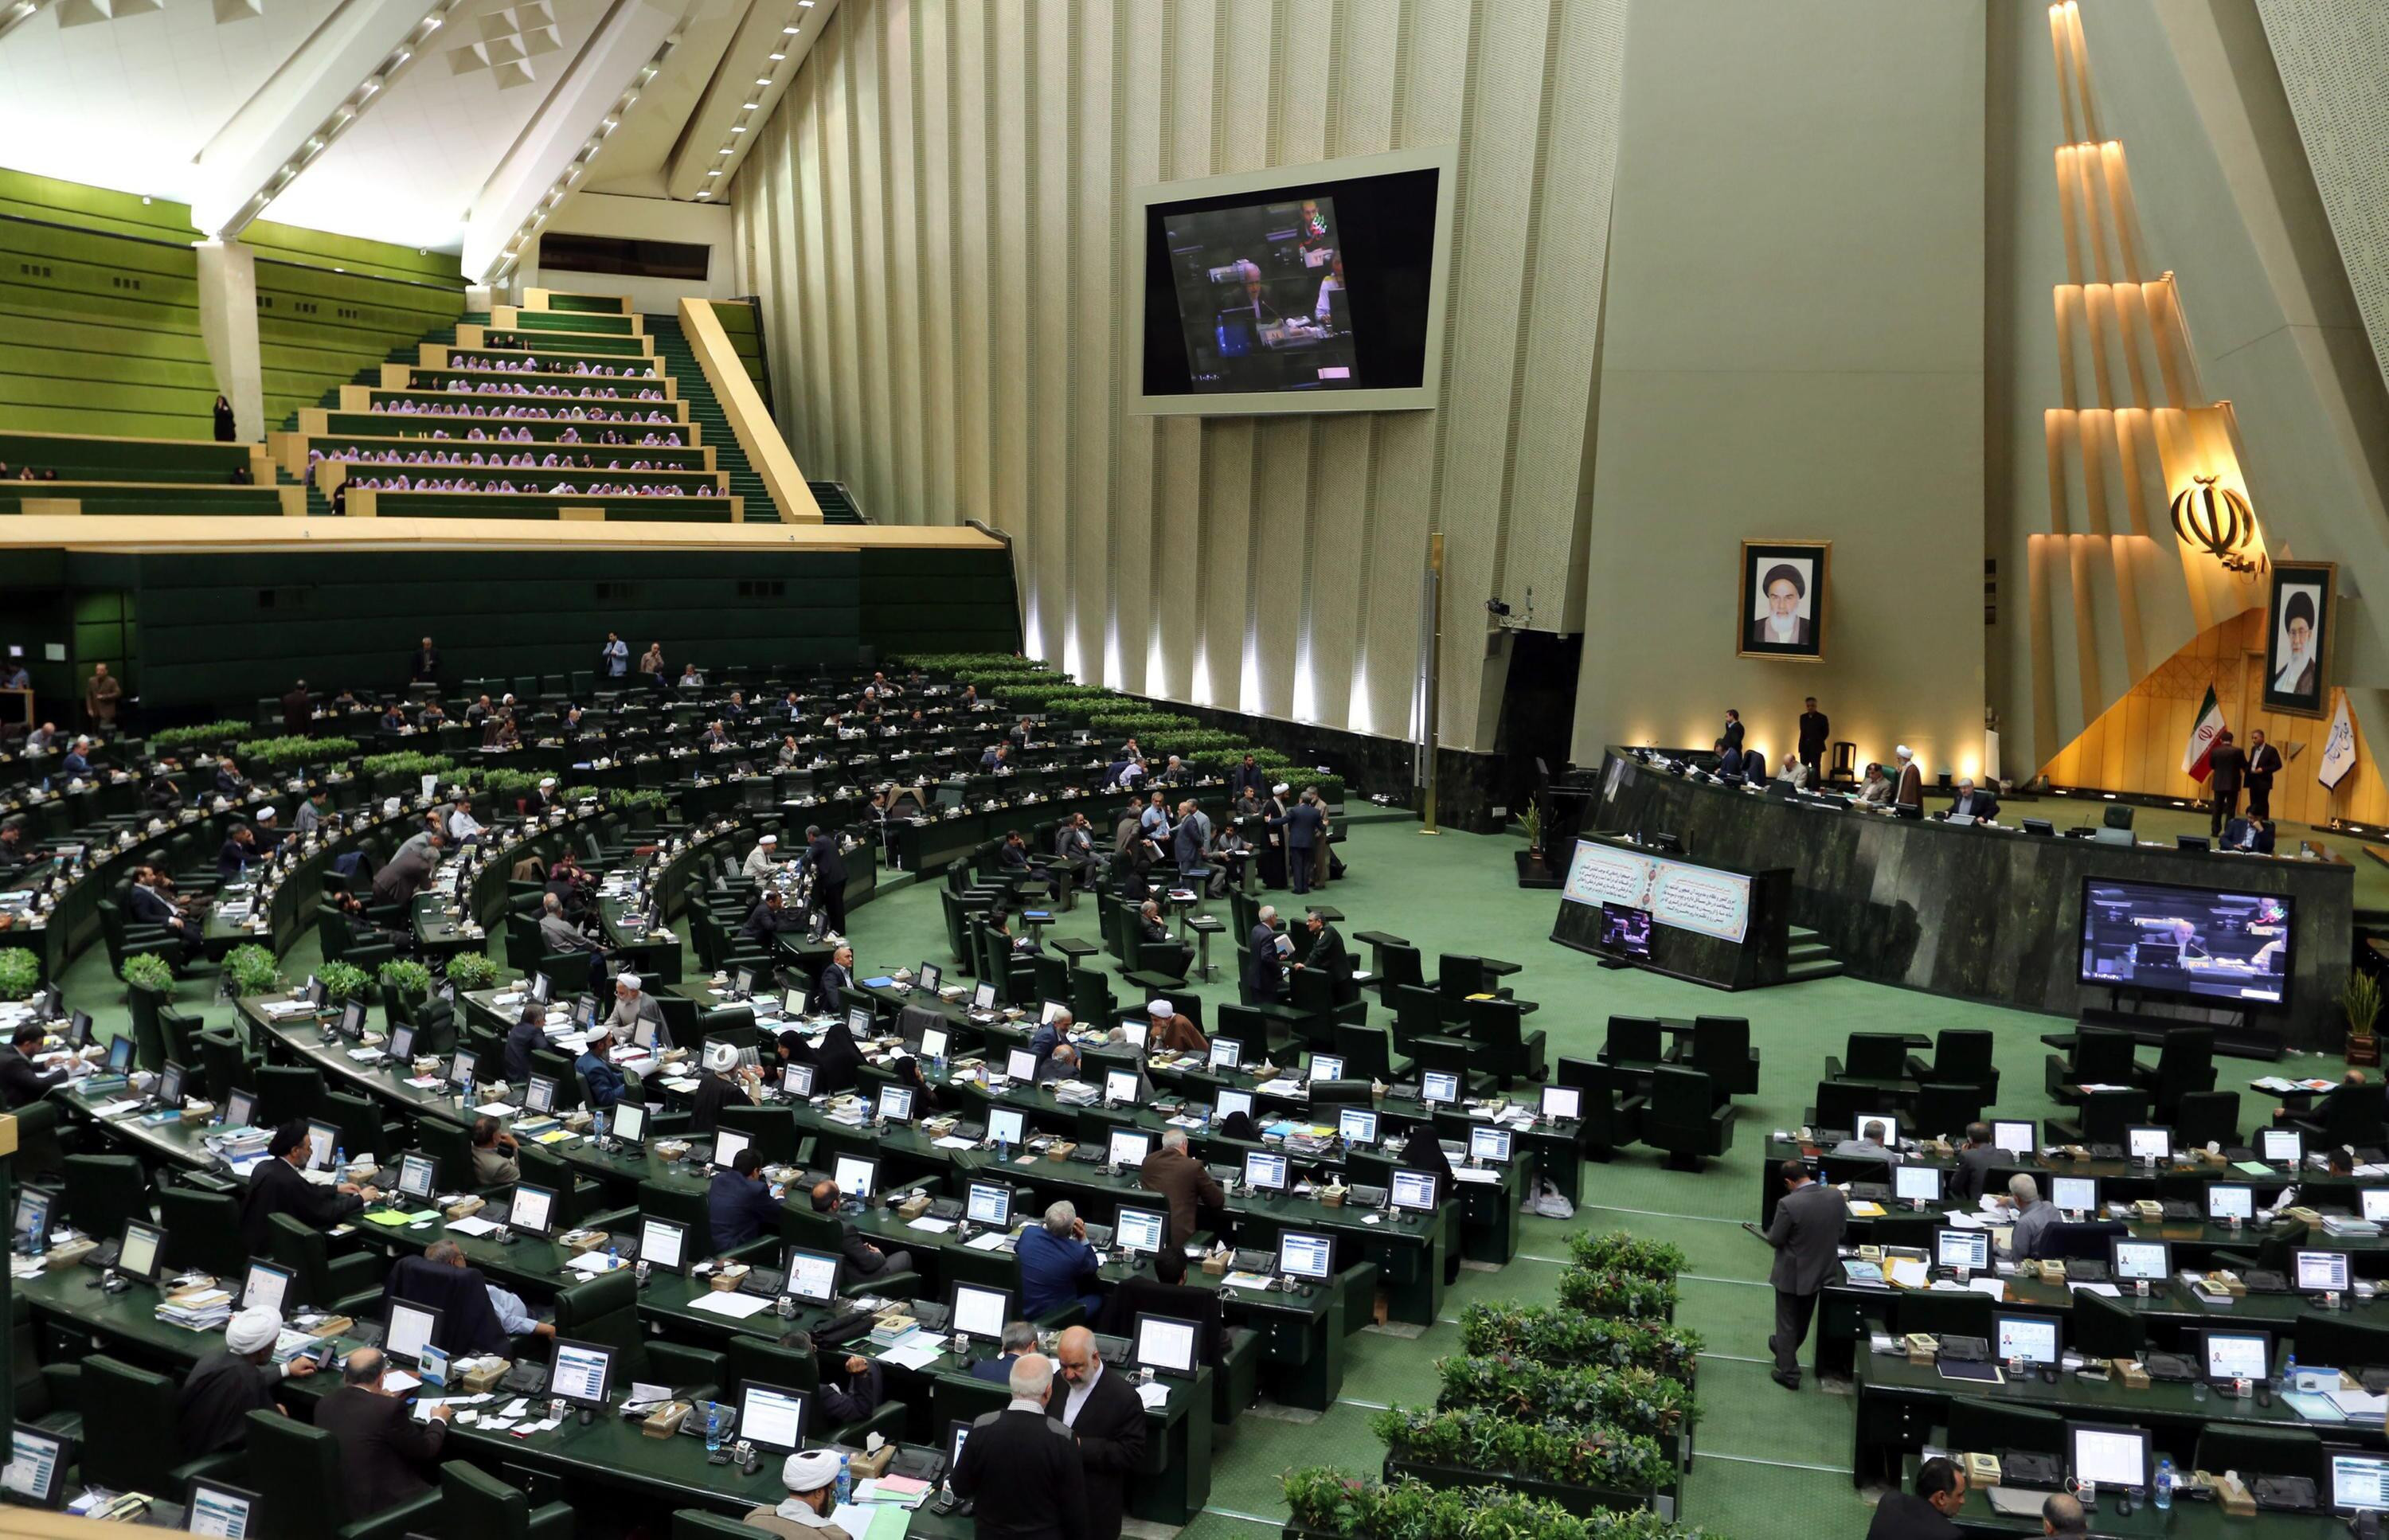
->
13, 2, 2389, 1539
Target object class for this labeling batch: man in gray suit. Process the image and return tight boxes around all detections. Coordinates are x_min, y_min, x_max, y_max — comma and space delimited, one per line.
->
538, 893, 601, 955
1756, 1158, 1846, 1390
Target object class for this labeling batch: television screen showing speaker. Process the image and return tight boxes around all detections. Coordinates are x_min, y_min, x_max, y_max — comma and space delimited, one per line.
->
1598, 904, 1652, 958
1132, 147, 1456, 416
2077, 877, 2293, 1006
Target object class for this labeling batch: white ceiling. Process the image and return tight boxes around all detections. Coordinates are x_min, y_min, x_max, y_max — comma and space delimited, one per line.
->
0, 0, 831, 263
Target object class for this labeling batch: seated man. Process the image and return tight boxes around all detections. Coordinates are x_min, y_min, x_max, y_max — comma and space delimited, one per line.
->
808, 1179, 913, 1280
1097, 1242, 1228, 1365
240, 1122, 378, 1254
783, 1331, 885, 1425
502, 1002, 548, 1085
969, 1320, 1041, 1385
1016, 1200, 1102, 1320
0, 1022, 76, 1109
217, 823, 259, 883
709, 1147, 785, 1251
2001, 1174, 2059, 1261
743, 1449, 850, 1540
314, 1347, 452, 1522
742, 889, 804, 947
575, 1044, 630, 1112
177, 1306, 318, 1455
539, 892, 600, 955
471, 1117, 522, 1185
1943, 778, 2000, 822
388, 1241, 554, 1354
1829, 1118, 1902, 1166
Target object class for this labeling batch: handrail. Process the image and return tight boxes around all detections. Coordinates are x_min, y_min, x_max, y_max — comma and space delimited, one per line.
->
674, 296, 822, 523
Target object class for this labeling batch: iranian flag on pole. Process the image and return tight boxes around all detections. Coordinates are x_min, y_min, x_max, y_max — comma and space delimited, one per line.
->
2182, 685, 2227, 783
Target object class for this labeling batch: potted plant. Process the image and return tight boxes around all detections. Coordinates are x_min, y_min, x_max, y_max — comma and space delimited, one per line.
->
446, 952, 500, 992
223, 943, 282, 999
319, 961, 370, 1003
2348, 970, 2383, 1067
0, 948, 39, 1003
120, 952, 174, 996
1515, 797, 1562, 889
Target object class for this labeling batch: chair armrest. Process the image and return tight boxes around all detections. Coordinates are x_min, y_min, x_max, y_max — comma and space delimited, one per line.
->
166, 1450, 247, 1491
645, 1341, 728, 1397
326, 1251, 383, 1295
37, 1362, 80, 1414
827, 1401, 908, 1448
526, 1501, 577, 1540
341, 1487, 441, 1540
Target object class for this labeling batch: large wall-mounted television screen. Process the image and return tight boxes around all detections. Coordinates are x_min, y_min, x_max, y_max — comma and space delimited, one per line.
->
1130, 147, 1456, 416
2078, 877, 2293, 1006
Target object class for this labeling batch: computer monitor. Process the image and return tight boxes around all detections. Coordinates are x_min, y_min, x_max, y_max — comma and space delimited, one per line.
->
1213, 1089, 1253, 1124
1893, 1165, 1941, 1204
2207, 1183, 2255, 1223
2366, 1189, 2389, 1225
609, 1102, 647, 1143
1132, 1314, 1200, 1377
2067, 1421, 2150, 1493
733, 967, 756, 998
737, 1382, 810, 1452
1935, 1227, 1991, 1272
1421, 1070, 1460, 1105
967, 1182, 1014, 1229
105, 1034, 135, 1075
1541, 1085, 1582, 1121
3, 1425, 72, 1507
12, 1190, 49, 1251
237, 1257, 292, 1316
972, 981, 998, 1011
784, 987, 808, 1020
921, 1026, 949, 1061
2051, 1175, 2098, 1214
158, 1060, 186, 1106
1852, 1113, 1901, 1148
222, 1087, 258, 1132
1208, 1038, 1242, 1070
2296, 1249, 2352, 1292
1005, 1049, 1038, 1082
1118, 1020, 1148, 1050
945, 1419, 974, 1479
638, 1217, 689, 1275
1309, 1054, 1344, 1083
847, 1006, 875, 1038
1339, 1108, 1379, 1145
549, 1338, 616, 1408
507, 1183, 556, 1237
389, 1024, 416, 1061
1243, 1151, 1288, 1191
186, 1479, 260, 1538
918, 963, 942, 994
987, 1107, 1026, 1149
1992, 1120, 2037, 1155
116, 1220, 163, 1284
950, 1283, 1011, 1341
1390, 1170, 1438, 1212
2125, 1126, 2172, 1163
338, 1000, 367, 1041
448, 1050, 476, 1088
878, 1086, 916, 1124
1992, 1312, 2061, 1366
1114, 1206, 1168, 1256
2332, 1452, 2389, 1514
2262, 1128, 2303, 1165
525, 1075, 557, 1115
784, 1064, 815, 1098
2203, 1330, 2271, 1382
2110, 1238, 2170, 1283
1107, 1130, 1152, 1168
529, 973, 553, 1005
1278, 1230, 1333, 1281
305, 1120, 342, 1172
388, 1153, 436, 1203
1468, 1127, 1512, 1164
1105, 1070, 1141, 1105
835, 1155, 878, 1199
66, 1010, 89, 1049
1034, 1000, 1066, 1027
712, 1128, 753, 1172
385, 1300, 441, 1366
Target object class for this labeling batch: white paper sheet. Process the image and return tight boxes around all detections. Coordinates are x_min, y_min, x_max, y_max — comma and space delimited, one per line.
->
906, 1218, 956, 1233
683, 1290, 776, 1319
445, 1215, 502, 1237
877, 1342, 944, 1370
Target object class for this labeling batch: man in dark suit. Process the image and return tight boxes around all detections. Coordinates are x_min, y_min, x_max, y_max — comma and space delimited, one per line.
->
815, 944, 855, 1012
1756, 1158, 1845, 1390
408, 636, 439, 683
1230, 753, 1265, 803
952, 1354, 1088, 1540
1049, 1326, 1146, 1540
1796, 698, 1828, 780
1097, 1243, 1230, 1366
805, 824, 849, 936
1949, 1123, 2002, 1205
1282, 793, 1326, 895
280, 680, 311, 732
1246, 907, 1284, 1003
313, 1347, 451, 1522
2206, 729, 2250, 838
1721, 710, 1744, 754
370, 834, 440, 905
0, 1023, 72, 1109
710, 1147, 786, 1251
1864, 1456, 1967, 1540
809, 1179, 912, 1278
968, 1321, 1040, 1385
177, 1306, 316, 1455
127, 870, 196, 959
1293, 910, 1351, 987
2245, 729, 2282, 819
1943, 779, 1999, 823
741, 889, 805, 948
1139, 1128, 1225, 1245
216, 824, 258, 883
240, 1121, 377, 1254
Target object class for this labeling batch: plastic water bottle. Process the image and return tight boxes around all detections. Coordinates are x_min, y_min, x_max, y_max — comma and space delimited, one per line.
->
996, 1135, 1010, 1164
835, 1453, 851, 1505
2283, 1350, 2297, 1393
606, 1242, 619, 1272
2154, 1457, 2173, 1510
704, 1404, 725, 1455
333, 1144, 346, 1175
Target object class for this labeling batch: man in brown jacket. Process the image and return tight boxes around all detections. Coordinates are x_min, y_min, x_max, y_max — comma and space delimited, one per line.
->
1139, 1128, 1225, 1246
84, 663, 121, 731
312, 1348, 449, 1521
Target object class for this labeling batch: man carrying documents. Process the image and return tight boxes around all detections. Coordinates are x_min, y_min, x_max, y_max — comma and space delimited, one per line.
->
1749, 1158, 1847, 1391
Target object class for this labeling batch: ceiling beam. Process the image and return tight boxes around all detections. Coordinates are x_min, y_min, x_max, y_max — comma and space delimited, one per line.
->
664, 0, 831, 203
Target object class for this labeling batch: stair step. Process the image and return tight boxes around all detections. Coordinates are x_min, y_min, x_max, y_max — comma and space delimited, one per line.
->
1781, 960, 1846, 983
1786, 942, 1834, 964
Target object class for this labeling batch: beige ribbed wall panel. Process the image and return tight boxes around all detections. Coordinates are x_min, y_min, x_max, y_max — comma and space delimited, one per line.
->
733, 0, 1625, 752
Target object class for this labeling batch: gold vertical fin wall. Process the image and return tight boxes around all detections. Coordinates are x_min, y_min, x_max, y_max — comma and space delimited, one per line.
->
729, 0, 1629, 751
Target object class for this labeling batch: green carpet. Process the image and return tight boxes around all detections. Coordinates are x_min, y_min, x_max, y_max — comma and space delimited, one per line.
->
55, 815, 2355, 1538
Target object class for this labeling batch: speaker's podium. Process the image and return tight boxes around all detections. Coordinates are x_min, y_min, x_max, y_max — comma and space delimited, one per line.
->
1549, 835, 1793, 990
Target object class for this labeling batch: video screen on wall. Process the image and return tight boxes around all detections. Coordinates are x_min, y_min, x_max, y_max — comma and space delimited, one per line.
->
2078, 877, 2293, 1006
1137, 157, 1447, 412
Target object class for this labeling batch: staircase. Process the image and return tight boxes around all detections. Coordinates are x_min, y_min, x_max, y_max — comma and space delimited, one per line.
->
807, 479, 864, 524
1782, 926, 1846, 983
643, 311, 788, 524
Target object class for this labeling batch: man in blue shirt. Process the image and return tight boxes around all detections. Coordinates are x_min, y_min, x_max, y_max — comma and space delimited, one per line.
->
709, 1148, 784, 1252
60, 737, 93, 778
1017, 1200, 1103, 1320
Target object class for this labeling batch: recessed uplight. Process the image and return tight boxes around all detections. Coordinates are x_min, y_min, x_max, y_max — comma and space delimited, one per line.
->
755, 76, 771, 85
706, 170, 721, 177
742, 102, 758, 110
696, 190, 710, 199
334, 266, 345, 272
731, 125, 745, 132
782, 24, 796, 32
768, 51, 784, 60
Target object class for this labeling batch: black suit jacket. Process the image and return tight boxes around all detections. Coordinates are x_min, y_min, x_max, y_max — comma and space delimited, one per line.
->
2208, 744, 2249, 795
176, 1350, 279, 1456
1721, 720, 1745, 752
127, 884, 179, 926
313, 1384, 445, 1520
1303, 924, 1351, 983
1246, 924, 1283, 1001
807, 834, 848, 885
1047, 1369, 1145, 1540
1864, 1491, 1961, 1540
0, 1046, 66, 1110
409, 648, 439, 681
239, 1155, 363, 1254
952, 1406, 1087, 1540
1797, 711, 1829, 755
2246, 744, 2281, 788
1946, 792, 1999, 822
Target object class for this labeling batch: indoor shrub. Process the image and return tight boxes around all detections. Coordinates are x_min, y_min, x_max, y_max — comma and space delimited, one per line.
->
1435, 1354, 1697, 1436
1569, 1232, 1690, 1280
362, 750, 457, 780
120, 952, 174, 993
318, 962, 371, 1003
1457, 1304, 1701, 1378
445, 952, 499, 991
1368, 1405, 1674, 1495
149, 720, 248, 755
0, 948, 38, 1002
1558, 1268, 1680, 1320
1281, 1472, 1711, 1540
223, 944, 281, 998
235, 735, 357, 774
377, 959, 432, 999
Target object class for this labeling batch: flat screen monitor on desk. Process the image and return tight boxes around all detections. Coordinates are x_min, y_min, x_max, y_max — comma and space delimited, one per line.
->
834, 1155, 877, 1200
1390, 1170, 1438, 1212
1308, 1054, 1344, 1083
385, 1300, 440, 1366
2203, 1330, 2271, 1383
2067, 1421, 2150, 1494
116, 1220, 162, 1284
2125, 1126, 2172, 1163
1208, 1039, 1242, 1071
1893, 1166, 1940, 1204
2110, 1239, 2170, 1283
550, 1339, 615, 1408
952, 1284, 1011, 1342
1992, 1313, 2060, 1366
2297, 1249, 2351, 1293
2207, 1184, 2255, 1223
638, 1218, 688, 1275
1279, 1231, 1333, 1281
241, 1261, 292, 1317
1421, 1071, 1460, 1105
1006, 1049, 1038, 1082
878, 1086, 915, 1124
3, 1425, 71, 1508
1992, 1120, 2036, 1155
1114, 1207, 1168, 1257
2262, 1128, 2303, 1165
507, 1184, 555, 1237
987, 1108, 1026, 1148
1468, 1128, 1512, 1164
967, 1182, 1014, 1229
1107, 1130, 1152, 1168
1541, 1085, 1581, 1121
1213, 1090, 1253, 1124
710, 1129, 753, 1174
2366, 1189, 2389, 1225
186, 1479, 260, 1538
1934, 1228, 1989, 1272
609, 1103, 646, 1143
1105, 1070, 1141, 1105
2051, 1175, 2098, 1214
1244, 1151, 1289, 1191
738, 1382, 810, 1452
1339, 1108, 1379, 1145
1134, 1314, 1200, 1378
396, 1154, 438, 1201
2332, 1453, 2389, 1514
786, 1248, 842, 1304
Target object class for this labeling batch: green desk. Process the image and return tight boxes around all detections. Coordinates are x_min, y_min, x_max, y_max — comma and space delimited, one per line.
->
52, 1083, 230, 1182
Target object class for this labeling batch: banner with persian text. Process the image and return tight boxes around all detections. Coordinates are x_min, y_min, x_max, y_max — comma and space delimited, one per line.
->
1560, 838, 1753, 944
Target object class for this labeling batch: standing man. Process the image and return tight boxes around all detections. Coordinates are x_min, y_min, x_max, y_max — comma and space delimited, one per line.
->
1754, 1158, 1846, 1390
84, 663, 122, 734
2207, 729, 2249, 838
1283, 791, 1326, 896
1796, 698, 1829, 782
2245, 728, 2281, 821
950, 1355, 1088, 1540
1721, 709, 1745, 756
280, 679, 311, 732
805, 824, 848, 937
1292, 908, 1350, 988
408, 636, 438, 684
1891, 746, 1923, 815
1247, 905, 1285, 1003
601, 630, 629, 682
1140, 1128, 1225, 1246
1050, 1325, 1147, 1540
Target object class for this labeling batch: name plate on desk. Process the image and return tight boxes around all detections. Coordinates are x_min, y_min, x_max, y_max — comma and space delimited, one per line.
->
1562, 840, 1751, 944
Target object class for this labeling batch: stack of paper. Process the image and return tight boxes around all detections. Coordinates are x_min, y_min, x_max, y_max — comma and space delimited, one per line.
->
158, 1288, 234, 1331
